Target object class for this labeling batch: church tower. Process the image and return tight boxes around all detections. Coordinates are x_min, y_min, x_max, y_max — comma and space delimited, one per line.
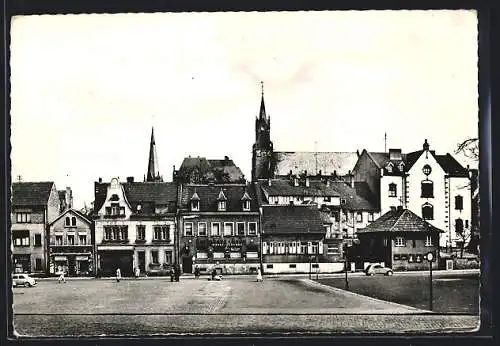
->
251, 82, 274, 181
146, 127, 163, 182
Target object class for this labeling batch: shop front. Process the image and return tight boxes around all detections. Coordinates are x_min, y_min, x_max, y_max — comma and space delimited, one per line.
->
98, 246, 134, 277
13, 254, 31, 273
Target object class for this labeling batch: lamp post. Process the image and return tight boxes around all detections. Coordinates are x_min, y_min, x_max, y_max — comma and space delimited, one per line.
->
344, 243, 349, 291
426, 251, 434, 311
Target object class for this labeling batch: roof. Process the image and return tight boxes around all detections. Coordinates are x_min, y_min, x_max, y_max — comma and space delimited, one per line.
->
357, 208, 444, 234
262, 206, 326, 234
49, 208, 92, 226
176, 156, 245, 183
12, 182, 55, 207
328, 181, 379, 211
366, 152, 407, 176
434, 154, 469, 177
259, 179, 340, 197
179, 183, 258, 212
273, 151, 358, 177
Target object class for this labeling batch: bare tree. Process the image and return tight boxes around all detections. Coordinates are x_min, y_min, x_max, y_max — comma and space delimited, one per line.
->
455, 137, 479, 160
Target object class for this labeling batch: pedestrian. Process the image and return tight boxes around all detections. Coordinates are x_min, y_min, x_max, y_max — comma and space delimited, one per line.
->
58, 270, 66, 284
170, 267, 174, 282
116, 268, 121, 282
135, 267, 140, 279
211, 268, 216, 281
174, 263, 180, 282
256, 267, 263, 282
194, 265, 200, 279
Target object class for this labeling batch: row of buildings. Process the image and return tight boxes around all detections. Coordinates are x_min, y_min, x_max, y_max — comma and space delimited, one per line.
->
11, 88, 477, 276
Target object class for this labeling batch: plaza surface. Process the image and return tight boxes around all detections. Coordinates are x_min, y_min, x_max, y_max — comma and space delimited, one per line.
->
12, 276, 479, 336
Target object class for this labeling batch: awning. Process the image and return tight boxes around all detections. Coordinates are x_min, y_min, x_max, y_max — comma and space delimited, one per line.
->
98, 245, 134, 251
53, 256, 67, 261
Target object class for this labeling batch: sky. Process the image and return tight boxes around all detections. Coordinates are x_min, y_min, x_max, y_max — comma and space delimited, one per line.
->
10, 10, 479, 209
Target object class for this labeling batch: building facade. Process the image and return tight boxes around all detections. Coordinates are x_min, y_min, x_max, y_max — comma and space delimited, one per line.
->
11, 182, 60, 274
48, 208, 94, 276
177, 183, 261, 274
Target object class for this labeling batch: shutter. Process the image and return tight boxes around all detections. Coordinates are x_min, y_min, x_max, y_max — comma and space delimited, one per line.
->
307, 242, 312, 254
263, 242, 267, 254
269, 242, 274, 254
318, 241, 323, 254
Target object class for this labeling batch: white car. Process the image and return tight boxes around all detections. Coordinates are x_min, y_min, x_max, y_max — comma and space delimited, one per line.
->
12, 273, 37, 287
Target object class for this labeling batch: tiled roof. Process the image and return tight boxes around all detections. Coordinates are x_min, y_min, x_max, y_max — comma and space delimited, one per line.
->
259, 179, 340, 197
262, 206, 326, 234
180, 183, 258, 212
435, 154, 469, 177
367, 152, 407, 176
177, 156, 245, 183
273, 151, 358, 177
123, 182, 178, 213
12, 182, 54, 207
329, 181, 379, 211
357, 208, 444, 234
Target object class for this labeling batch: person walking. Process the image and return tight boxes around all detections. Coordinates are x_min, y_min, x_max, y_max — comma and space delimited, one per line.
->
174, 263, 180, 282
256, 267, 263, 282
116, 268, 121, 282
58, 270, 66, 284
194, 265, 200, 279
135, 267, 140, 279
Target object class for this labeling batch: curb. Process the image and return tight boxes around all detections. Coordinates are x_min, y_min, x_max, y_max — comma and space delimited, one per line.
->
300, 278, 431, 314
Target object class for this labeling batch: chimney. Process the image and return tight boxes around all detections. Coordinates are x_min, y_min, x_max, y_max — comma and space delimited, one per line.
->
318, 169, 322, 176
65, 187, 72, 209
333, 170, 337, 178
389, 149, 402, 160
224, 155, 229, 162
127, 176, 134, 183
98, 177, 102, 183
423, 139, 430, 151
305, 177, 310, 187
390, 206, 397, 212
397, 205, 403, 211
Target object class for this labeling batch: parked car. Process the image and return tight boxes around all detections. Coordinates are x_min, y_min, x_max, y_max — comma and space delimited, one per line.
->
365, 264, 394, 276
12, 273, 37, 287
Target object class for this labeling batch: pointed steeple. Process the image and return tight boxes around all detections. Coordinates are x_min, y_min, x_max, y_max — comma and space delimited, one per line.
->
146, 127, 162, 182
259, 81, 267, 121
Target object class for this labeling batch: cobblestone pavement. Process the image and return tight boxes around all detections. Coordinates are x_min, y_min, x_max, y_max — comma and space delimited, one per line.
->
11, 277, 479, 336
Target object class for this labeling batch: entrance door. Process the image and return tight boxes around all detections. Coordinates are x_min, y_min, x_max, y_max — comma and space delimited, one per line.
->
182, 256, 192, 274
68, 256, 76, 276
138, 251, 146, 273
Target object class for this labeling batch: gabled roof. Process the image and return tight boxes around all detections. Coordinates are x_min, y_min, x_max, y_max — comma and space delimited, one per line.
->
363, 151, 407, 176
217, 188, 227, 201
190, 190, 200, 201
273, 151, 358, 177
12, 182, 55, 207
434, 154, 469, 177
180, 183, 258, 212
262, 206, 326, 234
49, 208, 92, 226
241, 190, 252, 201
329, 181, 379, 211
357, 208, 444, 234
259, 179, 340, 197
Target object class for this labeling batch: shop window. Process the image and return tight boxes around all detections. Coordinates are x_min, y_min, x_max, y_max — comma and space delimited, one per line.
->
422, 203, 434, 220
389, 183, 397, 197
34, 234, 42, 247
421, 180, 434, 198
455, 195, 463, 210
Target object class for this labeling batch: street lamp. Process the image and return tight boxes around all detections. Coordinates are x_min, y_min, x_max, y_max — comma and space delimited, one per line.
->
426, 251, 435, 311
344, 243, 349, 291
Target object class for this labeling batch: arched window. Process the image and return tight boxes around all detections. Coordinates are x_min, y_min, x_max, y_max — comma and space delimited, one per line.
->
455, 218, 464, 234
65, 217, 70, 226
422, 203, 434, 220
388, 183, 397, 197
421, 180, 434, 198
71, 217, 76, 226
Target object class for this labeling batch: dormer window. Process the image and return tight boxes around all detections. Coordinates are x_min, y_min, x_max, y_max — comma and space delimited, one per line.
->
243, 200, 250, 211
191, 200, 199, 211
398, 162, 405, 172
218, 201, 226, 211
217, 188, 227, 211
386, 163, 393, 173
241, 189, 252, 211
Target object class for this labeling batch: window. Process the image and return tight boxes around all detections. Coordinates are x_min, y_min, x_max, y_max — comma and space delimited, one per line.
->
311, 242, 319, 254
120, 227, 128, 240
13, 230, 30, 246
218, 201, 226, 211
151, 251, 159, 264
422, 203, 434, 220
104, 228, 112, 241
237, 222, 245, 236
120, 207, 125, 215
211, 223, 221, 236
395, 237, 406, 247
34, 234, 42, 247
242, 200, 250, 211
389, 183, 397, 197
368, 213, 374, 222
455, 195, 463, 211
79, 235, 87, 245
324, 196, 331, 202
386, 163, 393, 173
136, 225, 146, 240
35, 258, 42, 271
16, 212, 31, 223
399, 162, 405, 171
56, 235, 63, 245
104, 226, 128, 241
184, 222, 193, 237
111, 203, 120, 215
224, 223, 234, 236
341, 199, 346, 205
455, 218, 464, 234
356, 212, 363, 223
300, 242, 307, 254
425, 235, 433, 246
327, 244, 340, 255
289, 264, 296, 268
67, 235, 75, 245
248, 222, 257, 236
465, 220, 469, 228
422, 164, 432, 175
65, 217, 71, 226
191, 200, 199, 211
198, 222, 207, 236
164, 251, 172, 264
421, 180, 434, 198
71, 217, 76, 226
105, 207, 111, 215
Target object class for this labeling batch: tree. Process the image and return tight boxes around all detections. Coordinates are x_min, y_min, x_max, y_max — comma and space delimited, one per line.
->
455, 137, 478, 161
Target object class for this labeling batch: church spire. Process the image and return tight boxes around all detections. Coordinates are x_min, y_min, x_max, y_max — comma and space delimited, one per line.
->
146, 127, 162, 182
259, 81, 267, 121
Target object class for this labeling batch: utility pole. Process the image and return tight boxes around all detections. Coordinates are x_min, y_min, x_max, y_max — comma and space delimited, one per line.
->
314, 141, 318, 175
384, 132, 387, 153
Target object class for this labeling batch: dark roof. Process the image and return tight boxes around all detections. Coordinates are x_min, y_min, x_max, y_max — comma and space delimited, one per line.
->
262, 206, 326, 234
180, 183, 258, 212
260, 179, 340, 197
176, 156, 245, 183
12, 182, 55, 207
358, 208, 444, 234
366, 152, 407, 176
273, 151, 358, 177
434, 154, 469, 177
330, 181, 379, 211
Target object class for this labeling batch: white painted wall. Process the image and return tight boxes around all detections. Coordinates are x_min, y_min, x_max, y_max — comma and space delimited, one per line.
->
447, 176, 472, 248
380, 175, 405, 215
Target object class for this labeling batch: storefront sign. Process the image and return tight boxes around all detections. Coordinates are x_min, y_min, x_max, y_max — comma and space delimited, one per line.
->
76, 256, 89, 261
53, 256, 67, 261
